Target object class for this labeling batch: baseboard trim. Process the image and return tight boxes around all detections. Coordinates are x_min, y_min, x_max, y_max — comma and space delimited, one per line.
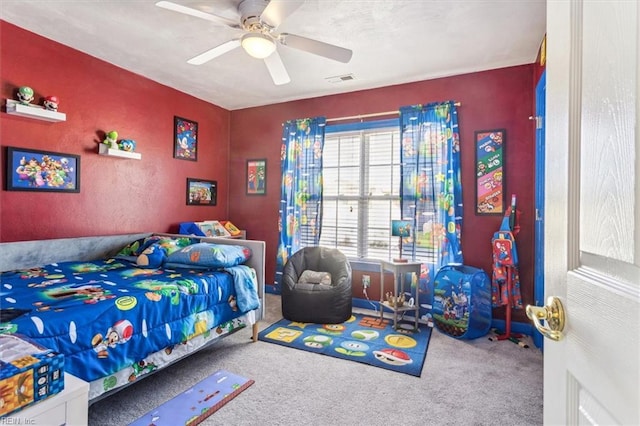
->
265, 285, 280, 295
354, 297, 534, 337
270, 292, 534, 337
490, 318, 534, 336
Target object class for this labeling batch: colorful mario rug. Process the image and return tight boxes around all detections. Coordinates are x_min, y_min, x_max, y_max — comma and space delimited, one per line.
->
128, 370, 254, 426
258, 314, 432, 377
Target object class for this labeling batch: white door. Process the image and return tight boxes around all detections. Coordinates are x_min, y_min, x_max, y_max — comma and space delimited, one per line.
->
543, 1, 639, 425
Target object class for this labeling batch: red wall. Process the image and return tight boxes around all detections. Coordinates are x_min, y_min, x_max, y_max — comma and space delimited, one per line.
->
1, 21, 537, 322
1, 21, 231, 241
229, 66, 537, 322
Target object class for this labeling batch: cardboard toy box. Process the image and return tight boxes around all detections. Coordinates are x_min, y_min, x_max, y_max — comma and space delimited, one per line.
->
0, 334, 65, 417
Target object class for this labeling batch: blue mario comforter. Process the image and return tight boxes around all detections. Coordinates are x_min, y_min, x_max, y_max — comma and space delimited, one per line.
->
0, 258, 259, 383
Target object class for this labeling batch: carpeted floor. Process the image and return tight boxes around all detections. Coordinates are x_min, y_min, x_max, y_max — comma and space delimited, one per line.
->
89, 293, 543, 425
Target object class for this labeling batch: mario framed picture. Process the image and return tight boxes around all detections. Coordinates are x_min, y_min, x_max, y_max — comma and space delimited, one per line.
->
246, 159, 266, 195
5, 146, 80, 193
186, 177, 216, 206
475, 129, 505, 215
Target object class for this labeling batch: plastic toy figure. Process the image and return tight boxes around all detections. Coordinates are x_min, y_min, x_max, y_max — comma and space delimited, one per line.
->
119, 139, 136, 152
17, 86, 34, 105
103, 131, 119, 149
43, 95, 59, 111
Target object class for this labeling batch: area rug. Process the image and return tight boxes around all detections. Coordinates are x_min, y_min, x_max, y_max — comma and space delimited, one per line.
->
258, 314, 432, 377
128, 370, 254, 426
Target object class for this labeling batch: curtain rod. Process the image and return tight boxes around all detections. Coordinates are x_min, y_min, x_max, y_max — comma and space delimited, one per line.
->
326, 102, 461, 123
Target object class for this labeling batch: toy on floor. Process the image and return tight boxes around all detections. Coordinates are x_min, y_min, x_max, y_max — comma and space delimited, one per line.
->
488, 328, 529, 348
491, 194, 523, 342
432, 264, 492, 339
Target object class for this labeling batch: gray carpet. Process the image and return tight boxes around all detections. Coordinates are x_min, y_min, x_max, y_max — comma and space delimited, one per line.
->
89, 294, 543, 425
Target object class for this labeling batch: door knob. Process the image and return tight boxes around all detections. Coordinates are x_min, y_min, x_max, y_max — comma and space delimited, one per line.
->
526, 296, 565, 341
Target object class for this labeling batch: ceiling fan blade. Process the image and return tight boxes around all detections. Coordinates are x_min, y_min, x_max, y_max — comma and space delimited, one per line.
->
187, 40, 241, 65
260, 0, 304, 29
280, 33, 352, 63
264, 50, 291, 85
155, 1, 239, 28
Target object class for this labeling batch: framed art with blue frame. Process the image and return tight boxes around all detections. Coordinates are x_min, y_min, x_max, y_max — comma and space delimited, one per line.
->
174, 116, 198, 161
6, 146, 80, 193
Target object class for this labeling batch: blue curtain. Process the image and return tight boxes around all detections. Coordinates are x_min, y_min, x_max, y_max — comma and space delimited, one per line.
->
274, 117, 326, 290
399, 102, 463, 316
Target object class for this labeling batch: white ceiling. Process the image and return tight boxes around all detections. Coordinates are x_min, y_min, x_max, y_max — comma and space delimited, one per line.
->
0, 0, 546, 111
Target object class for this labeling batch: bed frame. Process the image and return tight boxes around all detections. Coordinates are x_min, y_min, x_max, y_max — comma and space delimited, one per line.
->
0, 232, 266, 403
0, 232, 265, 331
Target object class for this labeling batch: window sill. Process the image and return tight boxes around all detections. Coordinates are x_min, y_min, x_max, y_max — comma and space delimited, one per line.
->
348, 259, 383, 272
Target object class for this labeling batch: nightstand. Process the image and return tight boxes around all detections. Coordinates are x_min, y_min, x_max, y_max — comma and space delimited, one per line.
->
3, 373, 89, 425
379, 260, 422, 330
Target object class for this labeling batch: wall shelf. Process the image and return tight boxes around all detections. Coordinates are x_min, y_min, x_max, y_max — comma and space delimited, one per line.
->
98, 143, 142, 160
5, 99, 66, 122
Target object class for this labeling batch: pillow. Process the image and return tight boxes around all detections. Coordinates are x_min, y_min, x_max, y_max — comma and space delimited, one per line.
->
298, 270, 331, 285
139, 236, 193, 256
116, 237, 146, 257
117, 236, 193, 257
166, 243, 251, 268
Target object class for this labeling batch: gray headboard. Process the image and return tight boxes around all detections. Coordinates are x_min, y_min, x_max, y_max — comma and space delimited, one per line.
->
0, 233, 266, 321
0, 233, 152, 272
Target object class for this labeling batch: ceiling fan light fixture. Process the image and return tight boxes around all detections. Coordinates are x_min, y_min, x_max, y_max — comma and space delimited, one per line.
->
241, 33, 276, 59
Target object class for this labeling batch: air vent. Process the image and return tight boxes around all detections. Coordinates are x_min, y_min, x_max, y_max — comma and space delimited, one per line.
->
325, 74, 356, 83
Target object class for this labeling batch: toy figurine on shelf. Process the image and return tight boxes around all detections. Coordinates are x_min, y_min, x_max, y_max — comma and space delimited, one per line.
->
118, 139, 136, 152
17, 86, 34, 105
43, 95, 59, 111
103, 131, 119, 150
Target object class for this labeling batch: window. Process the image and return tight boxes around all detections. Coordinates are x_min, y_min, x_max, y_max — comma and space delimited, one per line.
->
319, 119, 402, 260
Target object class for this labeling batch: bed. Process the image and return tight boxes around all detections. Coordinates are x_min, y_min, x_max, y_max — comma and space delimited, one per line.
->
0, 233, 265, 402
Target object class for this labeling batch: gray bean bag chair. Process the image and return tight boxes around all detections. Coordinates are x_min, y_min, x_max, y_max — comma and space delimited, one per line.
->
281, 246, 352, 324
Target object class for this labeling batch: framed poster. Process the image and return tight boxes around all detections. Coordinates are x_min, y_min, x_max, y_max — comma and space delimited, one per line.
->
186, 178, 216, 206
6, 146, 80, 193
246, 159, 266, 195
475, 129, 505, 215
174, 116, 198, 161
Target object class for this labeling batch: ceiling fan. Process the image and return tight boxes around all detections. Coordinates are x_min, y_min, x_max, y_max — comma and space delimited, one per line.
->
155, 0, 353, 85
